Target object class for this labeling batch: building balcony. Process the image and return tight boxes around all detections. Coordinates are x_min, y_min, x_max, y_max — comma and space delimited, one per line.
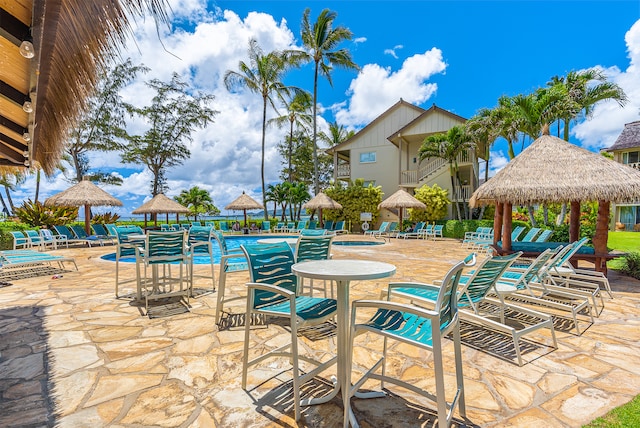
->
336, 164, 350, 179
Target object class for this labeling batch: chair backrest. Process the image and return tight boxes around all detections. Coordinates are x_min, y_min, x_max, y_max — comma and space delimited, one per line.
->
300, 229, 326, 236
219, 222, 229, 231
241, 242, 297, 308
160, 224, 170, 231
191, 221, 202, 227
307, 220, 317, 229
11, 231, 28, 245
92, 224, 108, 236
434, 224, 444, 233
388, 222, 397, 232
261, 221, 271, 231
534, 229, 553, 242
433, 259, 468, 334
145, 231, 187, 264
25, 230, 42, 243
459, 252, 522, 307
515, 247, 561, 286
334, 220, 345, 231
54, 225, 75, 240
412, 221, 425, 232
180, 223, 190, 230
70, 225, 88, 238
188, 226, 213, 254
294, 235, 333, 263
549, 237, 589, 269
287, 221, 296, 230
511, 226, 525, 241
520, 227, 541, 242
105, 224, 117, 236
212, 230, 230, 254
296, 220, 307, 231
114, 225, 144, 243
377, 221, 390, 232
323, 220, 334, 230
40, 229, 54, 241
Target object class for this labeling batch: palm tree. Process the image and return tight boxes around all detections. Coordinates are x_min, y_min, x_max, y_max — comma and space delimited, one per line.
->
265, 184, 278, 218
465, 108, 499, 185
224, 39, 303, 219
319, 121, 355, 147
288, 182, 311, 220
301, 8, 359, 194
419, 126, 474, 220
268, 91, 313, 182
494, 95, 523, 160
175, 186, 215, 221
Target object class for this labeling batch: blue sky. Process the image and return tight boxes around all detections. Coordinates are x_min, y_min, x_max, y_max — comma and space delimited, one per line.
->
16, 1, 640, 219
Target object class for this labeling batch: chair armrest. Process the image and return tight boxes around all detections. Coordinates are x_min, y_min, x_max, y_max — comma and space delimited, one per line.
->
351, 299, 438, 321
388, 282, 441, 304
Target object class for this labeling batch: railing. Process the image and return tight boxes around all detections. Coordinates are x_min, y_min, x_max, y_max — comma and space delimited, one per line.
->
336, 164, 350, 178
452, 185, 473, 201
625, 162, 640, 169
417, 149, 473, 182
400, 169, 418, 185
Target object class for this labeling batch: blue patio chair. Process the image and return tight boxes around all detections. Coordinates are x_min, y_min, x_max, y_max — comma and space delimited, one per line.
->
187, 226, 215, 294
307, 220, 317, 230
519, 227, 541, 242
114, 225, 144, 298
333, 220, 348, 234
294, 235, 334, 297
294, 220, 307, 232
135, 230, 191, 312
273, 222, 286, 233
160, 224, 171, 231
205, 222, 216, 229
534, 229, 553, 242
299, 229, 326, 236
40, 228, 68, 250
286, 221, 296, 232
348, 258, 467, 427
24, 230, 45, 251
191, 221, 202, 227
10, 231, 30, 250
399, 221, 425, 239
323, 220, 334, 231
240, 242, 337, 422
432, 224, 444, 239
53, 225, 92, 247
70, 225, 105, 247
92, 224, 116, 244
218, 222, 230, 233
0, 249, 77, 271
213, 231, 249, 323
260, 221, 270, 233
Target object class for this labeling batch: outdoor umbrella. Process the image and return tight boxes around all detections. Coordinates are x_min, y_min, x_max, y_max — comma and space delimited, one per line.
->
302, 192, 343, 227
132, 194, 190, 227
469, 129, 640, 257
378, 189, 426, 230
225, 191, 263, 228
45, 177, 123, 235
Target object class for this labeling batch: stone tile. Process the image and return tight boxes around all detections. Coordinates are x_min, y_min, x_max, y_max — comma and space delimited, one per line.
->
52, 370, 98, 416
120, 382, 197, 427
484, 372, 536, 410
49, 344, 101, 376
105, 351, 167, 374
98, 337, 173, 361
85, 374, 163, 407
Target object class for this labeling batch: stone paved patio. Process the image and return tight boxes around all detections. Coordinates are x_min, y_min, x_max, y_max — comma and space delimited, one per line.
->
1, 235, 639, 427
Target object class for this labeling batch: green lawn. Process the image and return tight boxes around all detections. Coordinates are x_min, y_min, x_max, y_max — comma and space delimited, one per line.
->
607, 231, 639, 270
583, 394, 640, 427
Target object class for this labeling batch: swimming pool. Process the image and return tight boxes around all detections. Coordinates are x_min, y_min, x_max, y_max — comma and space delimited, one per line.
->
100, 235, 297, 264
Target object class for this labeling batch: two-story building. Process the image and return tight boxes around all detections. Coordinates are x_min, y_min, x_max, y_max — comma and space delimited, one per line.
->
607, 120, 640, 230
327, 99, 483, 220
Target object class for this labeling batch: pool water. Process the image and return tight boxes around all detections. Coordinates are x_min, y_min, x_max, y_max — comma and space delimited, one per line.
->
100, 235, 297, 264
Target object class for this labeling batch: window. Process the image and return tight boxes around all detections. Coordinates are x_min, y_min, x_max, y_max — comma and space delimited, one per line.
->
359, 152, 376, 163
623, 151, 640, 164
362, 180, 376, 187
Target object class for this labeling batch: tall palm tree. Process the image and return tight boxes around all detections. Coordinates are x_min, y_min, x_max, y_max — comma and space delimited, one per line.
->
494, 95, 522, 160
419, 126, 474, 220
319, 121, 355, 148
288, 182, 311, 220
465, 108, 499, 185
268, 91, 313, 182
0, 171, 25, 215
175, 186, 214, 221
301, 8, 359, 194
225, 39, 304, 220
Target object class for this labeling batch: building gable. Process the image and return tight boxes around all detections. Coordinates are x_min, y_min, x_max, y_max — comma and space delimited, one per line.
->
608, 121, 640, 152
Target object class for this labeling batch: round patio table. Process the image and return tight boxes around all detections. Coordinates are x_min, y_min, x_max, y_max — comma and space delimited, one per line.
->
291, 259, 396, 427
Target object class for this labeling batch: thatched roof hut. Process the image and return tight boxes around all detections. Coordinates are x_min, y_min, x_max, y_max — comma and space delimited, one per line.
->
469, 132, 640, 263
225, 192, 263, 227
378, 189, 426, 225
0, 0, 170, 174
302, 192, 343, 227
132, 194, 190, 215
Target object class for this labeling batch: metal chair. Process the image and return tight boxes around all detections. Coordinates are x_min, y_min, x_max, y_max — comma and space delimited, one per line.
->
40, 228, 68, 249
349, 258, 467, 428
135, 230, 191, 312
240, 242, 337, 422
114, 225, 144, 297
187, 226, 215, 294
294, 235, 334, 297
213, 231, 248, 323
10, 231, 29, 250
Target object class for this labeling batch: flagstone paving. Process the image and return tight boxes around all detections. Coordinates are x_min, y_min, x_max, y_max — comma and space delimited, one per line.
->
1, 235, 639, 427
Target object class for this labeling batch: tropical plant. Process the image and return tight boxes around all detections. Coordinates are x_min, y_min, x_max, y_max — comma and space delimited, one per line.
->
287, 182, 311, 220
175, 186, 219, 221
619, 252, 640, 280
324, 179, 383, 231
301, 8, 359, 194
418, 126, 474, 220
65, 59, 146, 185
14, 199, 79, 227
122, 73, 217, 196
269, 91, 313, 182
225, 39, 304, 219
91, 212, 120, 224
0, 171, 26, 215
410, 184, 450, 222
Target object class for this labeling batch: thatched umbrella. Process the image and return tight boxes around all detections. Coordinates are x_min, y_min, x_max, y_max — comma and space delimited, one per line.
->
302, 192, 343, 228
469, 131, 640, 259
45, 177, 123, 235
132, 194, 190, 227
225, 192, 263, 228
378, 189, 426, 229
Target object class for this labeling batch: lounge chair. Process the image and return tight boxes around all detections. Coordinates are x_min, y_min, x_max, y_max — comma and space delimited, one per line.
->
240, 241, 337, 422
40, 229, 68, 250
92, 224, 116, 244
160, 224, 171, 231
519, 227, 541, 242
53, 225, 93, 247
349, 258, 468, 427
260, 221, 270, 233
113, 225, 145, 297
294, 220, 307, 232
333, 220, 348, 234
273, 222, 286, 233
24, 230, 45, 251
191, 221, 202, 227
417, 223, 434, 239
300, 229, 326, 236
213, 231, 249, 324
218, 222, 230, 233
511, 225, 526, 241
534, 229, 553, 243
398, 221, 425, 239
286, 221, 296, 233
70, 225, 106, 247
307, 220, 317, 230
10, 231, 30, 250
0, 249, 77, 271
365, 221, 389, 237
323, 220, 334, 231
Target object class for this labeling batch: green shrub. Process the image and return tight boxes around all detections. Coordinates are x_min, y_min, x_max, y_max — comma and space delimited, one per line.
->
619, 252, 640, 280
92, 212, 121, 224
14, 199, 78, 228
410, 184, 450, 222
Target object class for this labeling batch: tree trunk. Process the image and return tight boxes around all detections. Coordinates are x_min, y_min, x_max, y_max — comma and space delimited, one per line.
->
569, 201, 581, 242
493, 202, 504, 248
593, 200, 609, 255
311, 61, 320, 194
35, 169, 41, 204
527, 205, 537, 227
450, 169, 461, 220
288, 120, 294, 183
5, 186, 15, 214
0, 193, 9, 216
557, 203, 567, 226
261, 98, 268, 220
502, 202, 513, 252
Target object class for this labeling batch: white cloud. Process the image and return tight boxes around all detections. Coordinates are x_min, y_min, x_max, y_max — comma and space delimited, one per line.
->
335, 48, 447, 126
384, 44, 404, 59
572, 19, 640, 149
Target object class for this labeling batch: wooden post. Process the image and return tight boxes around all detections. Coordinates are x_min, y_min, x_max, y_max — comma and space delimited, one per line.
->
593, 200, 610, 273
502, 202, 513, 251
493, 202, 504, 248
570, 201, 581, 242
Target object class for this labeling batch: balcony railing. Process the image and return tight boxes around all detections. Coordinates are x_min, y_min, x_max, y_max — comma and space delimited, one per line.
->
400, 169, 418, 185
452, 185, 473, 201
625, 162, 640, 169
336, 164, 350, 178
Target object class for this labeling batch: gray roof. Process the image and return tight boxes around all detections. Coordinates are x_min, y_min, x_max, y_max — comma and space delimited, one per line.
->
607, 121, 640, 152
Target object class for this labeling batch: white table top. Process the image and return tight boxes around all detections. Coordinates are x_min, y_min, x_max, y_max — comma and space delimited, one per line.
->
257, 238, 299, 245
292, 259, 396, 281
